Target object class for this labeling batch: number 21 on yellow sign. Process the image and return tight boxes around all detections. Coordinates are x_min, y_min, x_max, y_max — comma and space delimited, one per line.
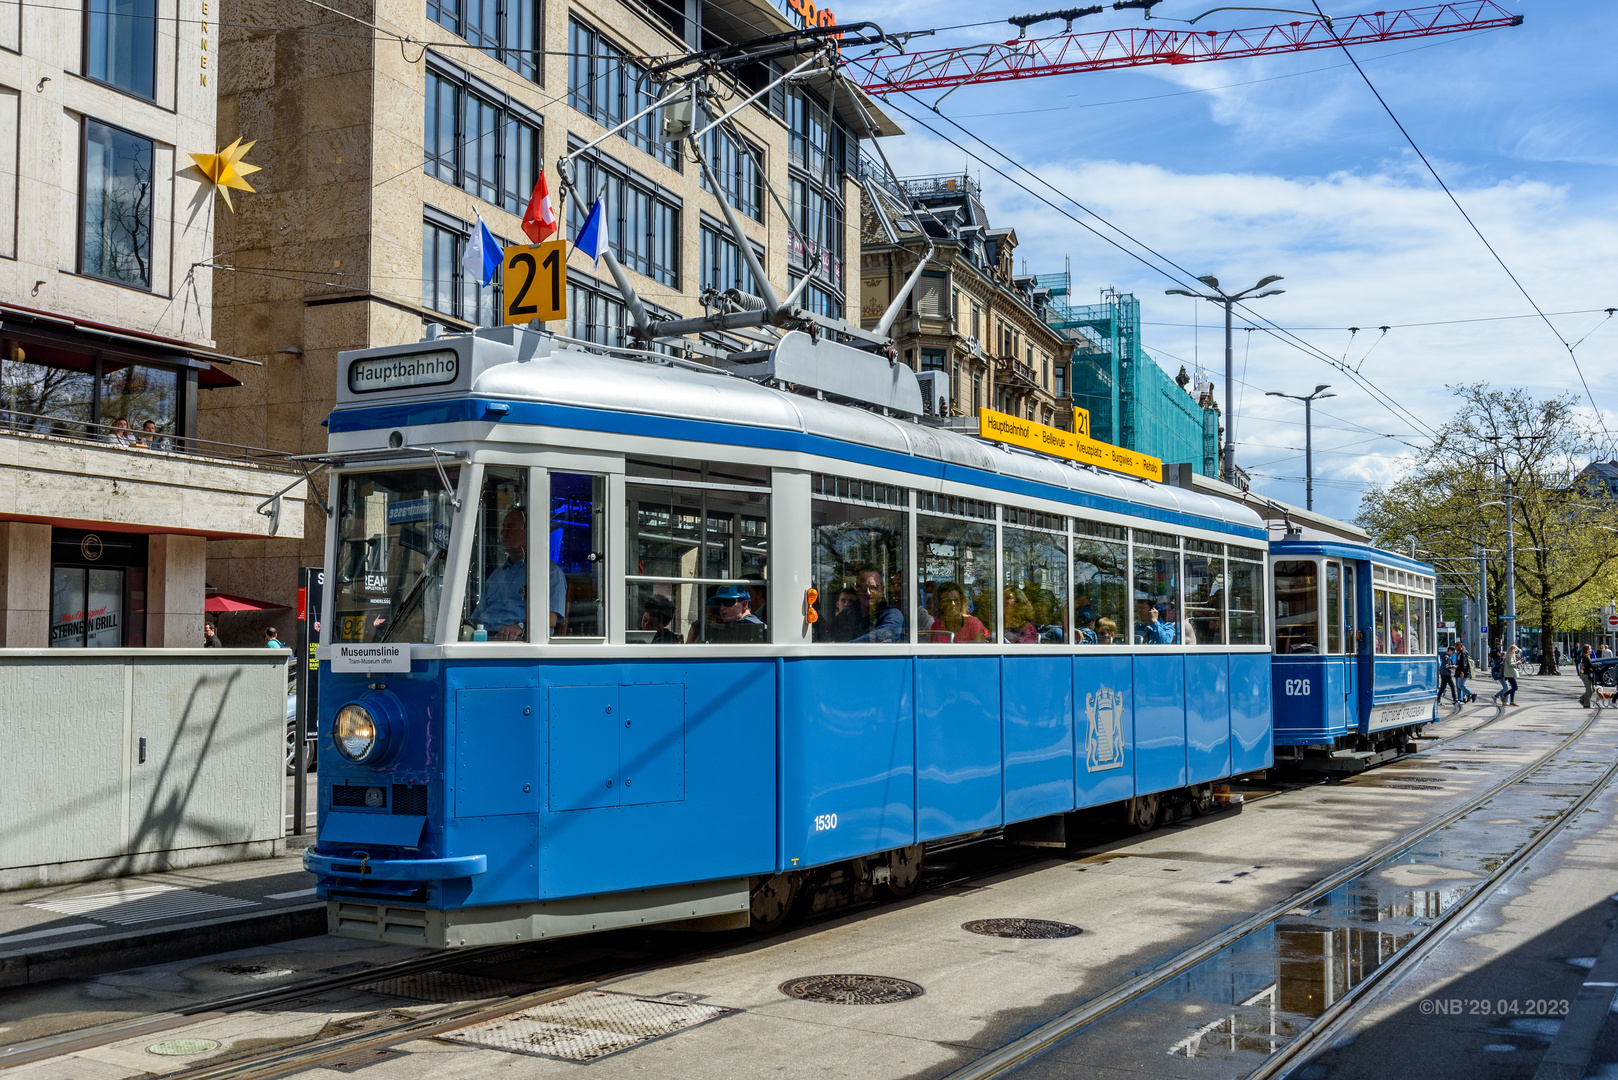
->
502, 240, 567, 325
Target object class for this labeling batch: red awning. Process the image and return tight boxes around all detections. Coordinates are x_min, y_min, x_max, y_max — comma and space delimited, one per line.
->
205, 592, 288, 612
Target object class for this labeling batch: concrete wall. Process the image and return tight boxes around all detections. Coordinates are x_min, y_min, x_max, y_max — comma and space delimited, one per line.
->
0, 650, 289, 890
0, 521, 49, 646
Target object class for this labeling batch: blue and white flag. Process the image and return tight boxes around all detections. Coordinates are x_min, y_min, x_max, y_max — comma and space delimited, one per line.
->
574, 198, 606, 264
461, 213, 502, 287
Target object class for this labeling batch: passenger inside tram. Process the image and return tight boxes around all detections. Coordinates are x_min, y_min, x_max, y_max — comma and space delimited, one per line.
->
1095, 617, 1118, 644
924, 582, 987, 643
1002, 588, 1039, 644
638, 594, 680, 643
850, 567, 905, 643
1135, 598, 1176, 645
705, 584, 767, 643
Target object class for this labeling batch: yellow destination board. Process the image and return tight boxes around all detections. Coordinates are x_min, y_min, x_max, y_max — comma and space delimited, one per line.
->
979, 408, 1162, 482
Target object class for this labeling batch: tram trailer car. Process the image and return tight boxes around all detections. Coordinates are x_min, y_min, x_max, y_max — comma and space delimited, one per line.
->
305, 326, 1276, 948
1270, 541, 1439, 772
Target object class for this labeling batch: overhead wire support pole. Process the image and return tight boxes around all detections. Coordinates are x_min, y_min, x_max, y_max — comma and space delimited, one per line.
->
851, 2, 1522, 95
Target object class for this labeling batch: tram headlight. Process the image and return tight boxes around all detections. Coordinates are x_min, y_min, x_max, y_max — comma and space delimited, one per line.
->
334, 703, 380, 762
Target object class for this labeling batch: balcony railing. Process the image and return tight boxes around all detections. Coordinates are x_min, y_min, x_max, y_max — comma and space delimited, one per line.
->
0, 409, 304, 471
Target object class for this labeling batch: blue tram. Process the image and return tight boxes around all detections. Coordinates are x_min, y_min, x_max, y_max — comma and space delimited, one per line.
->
1269, 539, 1439, 771
303, 325, 1283, 947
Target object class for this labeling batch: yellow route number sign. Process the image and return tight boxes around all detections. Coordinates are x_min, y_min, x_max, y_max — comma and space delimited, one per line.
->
502, 240, 567, 325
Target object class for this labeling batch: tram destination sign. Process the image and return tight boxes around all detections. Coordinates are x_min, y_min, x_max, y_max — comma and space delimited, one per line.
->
349, 349, 459, 393
980, 408, 1162, 482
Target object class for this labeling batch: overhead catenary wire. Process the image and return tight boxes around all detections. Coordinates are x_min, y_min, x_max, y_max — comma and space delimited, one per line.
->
877, 93, 1439, 441
1305, 0, 1612, 453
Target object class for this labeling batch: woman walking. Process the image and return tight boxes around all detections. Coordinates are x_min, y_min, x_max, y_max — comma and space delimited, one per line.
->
1455, 643, 1474, 704
1497, 642, 1521, 706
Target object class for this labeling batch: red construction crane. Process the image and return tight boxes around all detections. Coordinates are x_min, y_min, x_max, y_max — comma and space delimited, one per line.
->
853, 2, 1521, 95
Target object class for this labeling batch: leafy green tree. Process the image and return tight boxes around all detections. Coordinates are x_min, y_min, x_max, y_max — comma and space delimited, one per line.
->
1357, 384, 1618, 675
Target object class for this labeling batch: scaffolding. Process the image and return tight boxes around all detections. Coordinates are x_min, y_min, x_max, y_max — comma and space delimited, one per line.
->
1040, 274, 1218, 477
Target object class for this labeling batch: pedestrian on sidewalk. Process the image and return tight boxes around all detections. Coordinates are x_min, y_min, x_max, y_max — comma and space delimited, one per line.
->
1498, 642, 1521, 706
1578, 644, 1597, 708
1436, 644, 1458, 705
1455, 643, 1475, 703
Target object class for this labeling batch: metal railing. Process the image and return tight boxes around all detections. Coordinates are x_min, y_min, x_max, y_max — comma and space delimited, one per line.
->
0, 409, 305, 472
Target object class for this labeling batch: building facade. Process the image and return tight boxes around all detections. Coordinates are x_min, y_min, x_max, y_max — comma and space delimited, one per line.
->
204, 0, 891, 606
858, 169, 1073, 430
0, 0, 302, 648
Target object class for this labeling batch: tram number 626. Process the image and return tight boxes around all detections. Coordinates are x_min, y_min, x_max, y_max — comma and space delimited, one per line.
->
502, 240, 567, 325
814, 813, 838, 832
1284, 678, 1312, 697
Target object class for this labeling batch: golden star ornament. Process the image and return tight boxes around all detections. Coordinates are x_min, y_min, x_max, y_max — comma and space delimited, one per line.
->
189, 138, 261, 211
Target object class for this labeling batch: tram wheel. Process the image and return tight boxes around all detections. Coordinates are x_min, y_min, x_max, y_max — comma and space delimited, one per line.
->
882, 843, 925, 899
749, 872, 801, 932
1189, 784, 1215, 817
1125, 793, 1161, 833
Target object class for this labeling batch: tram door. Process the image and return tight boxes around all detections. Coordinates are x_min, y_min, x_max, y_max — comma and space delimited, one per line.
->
1323, 560, 1354, 733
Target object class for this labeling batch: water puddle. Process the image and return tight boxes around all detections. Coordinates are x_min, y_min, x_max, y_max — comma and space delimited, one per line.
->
1006, 735, 1618, 1080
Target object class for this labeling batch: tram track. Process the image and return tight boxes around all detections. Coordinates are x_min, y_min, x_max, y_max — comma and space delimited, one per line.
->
932, 696, 1607, 1080
2, 702, 1572, 1078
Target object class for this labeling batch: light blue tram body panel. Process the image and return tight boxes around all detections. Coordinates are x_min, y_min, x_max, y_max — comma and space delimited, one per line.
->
780, 657, 915, 871
1002, 656, 1075, 823
1185, 654, 1233, 784
1074, 654, 1137, 808
1272, 654, 1355, 745
916, 657, 1004, 842
1229, 653, 1273, 773
1364, 657, 1438, 733
1133, 654, 1187, 796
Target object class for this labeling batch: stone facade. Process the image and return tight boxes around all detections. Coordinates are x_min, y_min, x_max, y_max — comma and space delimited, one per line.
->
0, 0, 307, 649
859, 171, 1073, 431
205, 0, 887, 607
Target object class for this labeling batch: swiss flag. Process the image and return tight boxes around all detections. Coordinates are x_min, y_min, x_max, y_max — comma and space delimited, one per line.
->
521, 170, 557, 244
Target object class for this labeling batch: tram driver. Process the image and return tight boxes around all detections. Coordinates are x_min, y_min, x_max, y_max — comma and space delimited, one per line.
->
1135, 598, 1176, 645
469, 509, 567, 639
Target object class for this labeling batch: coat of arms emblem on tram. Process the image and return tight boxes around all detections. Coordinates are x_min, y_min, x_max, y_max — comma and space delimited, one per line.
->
1086, 687, 1125, 772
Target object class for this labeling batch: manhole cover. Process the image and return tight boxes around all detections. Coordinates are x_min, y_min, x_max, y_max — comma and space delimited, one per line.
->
962, 918, 1082, 939
355, 971, 534, 1002
147, 1039, 220, 1056
780, 974, 924, 1005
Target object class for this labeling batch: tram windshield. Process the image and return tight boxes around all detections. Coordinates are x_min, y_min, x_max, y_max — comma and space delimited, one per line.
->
333, 467, 458, 645
1274, 560, 1319, 654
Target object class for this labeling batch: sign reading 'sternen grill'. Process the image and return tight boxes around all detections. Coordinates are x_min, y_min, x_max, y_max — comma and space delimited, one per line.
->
349, 350, 459, 393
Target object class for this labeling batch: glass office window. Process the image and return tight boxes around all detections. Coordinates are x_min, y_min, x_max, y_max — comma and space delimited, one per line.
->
81, 120, 153, 288
85, 0, 156, 99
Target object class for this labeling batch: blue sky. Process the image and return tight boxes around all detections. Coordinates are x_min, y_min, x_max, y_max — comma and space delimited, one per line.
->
836, 0, 1617, 522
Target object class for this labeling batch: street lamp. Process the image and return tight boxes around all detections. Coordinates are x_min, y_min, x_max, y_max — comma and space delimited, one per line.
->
1167, 274, 1285, 485
1264, 383, 1336, 511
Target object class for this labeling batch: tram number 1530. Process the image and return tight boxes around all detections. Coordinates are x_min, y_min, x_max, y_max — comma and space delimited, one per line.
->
1283, 679, 1313, 697
814, 813, 838, 832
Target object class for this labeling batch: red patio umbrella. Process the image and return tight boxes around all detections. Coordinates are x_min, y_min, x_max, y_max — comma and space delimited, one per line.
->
204, 592, 288, 612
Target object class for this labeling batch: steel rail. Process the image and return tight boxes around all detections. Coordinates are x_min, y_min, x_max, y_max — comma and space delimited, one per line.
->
1248, 723, 1618, 1080
932, 698, 1600, 1080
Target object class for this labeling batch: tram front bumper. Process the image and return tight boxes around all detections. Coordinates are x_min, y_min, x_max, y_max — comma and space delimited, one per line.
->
303, 850, 488, 880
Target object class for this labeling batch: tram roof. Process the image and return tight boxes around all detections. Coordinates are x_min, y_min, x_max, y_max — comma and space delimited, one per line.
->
329, 333, 1267, 540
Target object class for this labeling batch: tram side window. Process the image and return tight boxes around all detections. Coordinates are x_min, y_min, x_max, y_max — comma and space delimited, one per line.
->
1002, 508, 1067, 644
1184, 539, 1225, 646
552, 472, 606, 640
917, 494, 996, 644
625, 462, 769, 644
1373, 588, 1388, 653
1273, 560, 1319, 654
1325, 561, 1342, 654
334, 467, 458, 645
1074, 521, 1127, 645
1227, 546, 1267, 645
810, 474, 907, 643
1132, 530, 1180, 645
1408, 594, 1426, 657
459, 466, 529, 642
1344, 563, 1358, 649
1424, 597, 1435, 654
1389, 592, 1408, 655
